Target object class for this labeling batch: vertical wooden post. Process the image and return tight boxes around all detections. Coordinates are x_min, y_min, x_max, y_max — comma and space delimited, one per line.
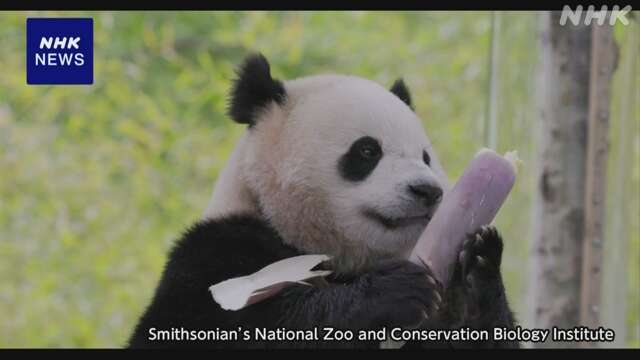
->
579, 22, 617, 340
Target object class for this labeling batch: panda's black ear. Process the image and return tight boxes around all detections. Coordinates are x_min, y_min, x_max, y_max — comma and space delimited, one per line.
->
228, 53, 287, 126
390, 78, 413, 110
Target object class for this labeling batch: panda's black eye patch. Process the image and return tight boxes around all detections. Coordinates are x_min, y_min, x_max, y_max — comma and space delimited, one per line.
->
338, 136, 383, 182
423, 150, 431, 166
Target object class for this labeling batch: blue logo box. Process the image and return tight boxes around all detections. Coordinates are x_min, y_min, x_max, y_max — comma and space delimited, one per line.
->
26, 18, 93, 85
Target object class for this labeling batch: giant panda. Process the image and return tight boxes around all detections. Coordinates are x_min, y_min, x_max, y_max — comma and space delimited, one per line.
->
128, 53, 519, 349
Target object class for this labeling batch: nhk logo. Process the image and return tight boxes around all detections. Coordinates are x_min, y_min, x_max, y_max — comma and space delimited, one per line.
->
559, 5, 633, 26
36, 36, 85, 66
26, 18, 93, 85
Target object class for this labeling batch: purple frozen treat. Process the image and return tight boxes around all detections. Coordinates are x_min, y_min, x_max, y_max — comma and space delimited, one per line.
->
409, 149, 518, 288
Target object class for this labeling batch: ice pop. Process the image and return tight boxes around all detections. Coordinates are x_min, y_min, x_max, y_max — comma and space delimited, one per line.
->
409, 149, 519, 288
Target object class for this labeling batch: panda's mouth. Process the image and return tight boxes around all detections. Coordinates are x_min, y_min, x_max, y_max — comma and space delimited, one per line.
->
363, 209, 432, 230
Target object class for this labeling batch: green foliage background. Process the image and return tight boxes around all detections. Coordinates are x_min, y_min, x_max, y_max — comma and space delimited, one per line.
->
0, 11, 637, 347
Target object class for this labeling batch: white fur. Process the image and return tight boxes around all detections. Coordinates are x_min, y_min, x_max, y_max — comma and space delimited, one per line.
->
204, 75, 449, 274
203, 133, 258, 218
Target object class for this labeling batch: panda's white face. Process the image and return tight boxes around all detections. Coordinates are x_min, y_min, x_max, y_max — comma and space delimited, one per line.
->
239, 74, 449, 273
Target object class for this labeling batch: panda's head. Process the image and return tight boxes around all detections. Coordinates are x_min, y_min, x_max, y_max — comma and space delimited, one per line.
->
209, 54, 449, 274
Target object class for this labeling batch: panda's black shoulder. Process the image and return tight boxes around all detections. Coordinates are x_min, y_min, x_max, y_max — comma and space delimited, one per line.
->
171, 213, 283, 257
128, 214, 301, 348
164, 213, 300, 283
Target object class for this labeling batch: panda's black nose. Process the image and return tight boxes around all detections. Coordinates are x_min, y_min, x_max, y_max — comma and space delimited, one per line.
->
408, 183, 443, 206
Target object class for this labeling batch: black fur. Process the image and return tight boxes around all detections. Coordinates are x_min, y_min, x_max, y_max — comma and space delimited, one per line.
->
128, 214, 519, 349
228, 54, 287, 126
390, 78, 413, 109
423, 150, 431, 166
338, 136, 383, 182
405, 226, 520, 349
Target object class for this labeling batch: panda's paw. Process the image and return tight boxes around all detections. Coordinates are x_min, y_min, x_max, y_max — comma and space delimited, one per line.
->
458, 225, 503, 288
362, 260, 443, 329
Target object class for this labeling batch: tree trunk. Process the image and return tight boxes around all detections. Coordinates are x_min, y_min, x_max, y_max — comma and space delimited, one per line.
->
530, 12, 591, 348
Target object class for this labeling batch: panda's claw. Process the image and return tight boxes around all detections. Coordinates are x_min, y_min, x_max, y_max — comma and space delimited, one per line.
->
476, 255, 487, 268
458, 250, 466, 265
434, 288, 442, 303
474, 233, 484, 247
